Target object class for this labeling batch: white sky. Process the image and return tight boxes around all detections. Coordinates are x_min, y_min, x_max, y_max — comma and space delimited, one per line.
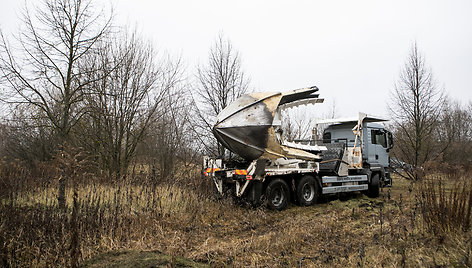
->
1, 0, 471, 118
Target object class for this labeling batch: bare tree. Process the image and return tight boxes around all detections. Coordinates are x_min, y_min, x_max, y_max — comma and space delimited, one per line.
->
1, 107, 56, 164
436, 99, 472, 168
326, 98, 338, 119
282, 108, 316, 142
141, 83, 200, 182
194, 34, 250, 156
389, 43, 444, 180
0, 0, 112, 140
0, 0, 112, 207
80, 30, 183, 179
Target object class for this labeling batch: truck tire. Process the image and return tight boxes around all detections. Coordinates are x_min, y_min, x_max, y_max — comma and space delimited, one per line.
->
366, 173, 380, 198
296, 175, 319, 206
265, 178, 290, 211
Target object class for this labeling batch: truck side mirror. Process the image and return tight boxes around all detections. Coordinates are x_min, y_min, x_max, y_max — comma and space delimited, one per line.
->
387, 131, 394, 149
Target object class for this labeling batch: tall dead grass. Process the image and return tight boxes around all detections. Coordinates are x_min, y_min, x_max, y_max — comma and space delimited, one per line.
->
2, 157, 472, 267
419, 175, 472, 234
1, 181, 222, 266
0, 156, 220, 267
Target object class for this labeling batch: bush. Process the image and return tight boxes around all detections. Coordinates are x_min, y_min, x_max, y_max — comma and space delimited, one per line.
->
419, 175, 472, 234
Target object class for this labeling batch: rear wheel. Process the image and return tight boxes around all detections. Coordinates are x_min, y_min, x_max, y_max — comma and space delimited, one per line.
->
296, 175, 319, 206
265, 178, 290, 210
366, 173, 380, 198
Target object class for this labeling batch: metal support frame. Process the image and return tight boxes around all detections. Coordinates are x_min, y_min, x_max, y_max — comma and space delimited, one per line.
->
213, 177, 223, 194
235, 180, 251, 197
351, 112, 367, 169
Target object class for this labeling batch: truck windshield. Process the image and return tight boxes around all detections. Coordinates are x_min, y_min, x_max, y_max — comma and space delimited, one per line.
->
371, 129, 387, 148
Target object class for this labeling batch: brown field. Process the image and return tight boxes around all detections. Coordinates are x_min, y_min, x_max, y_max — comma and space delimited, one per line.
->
1, 171, 472, 267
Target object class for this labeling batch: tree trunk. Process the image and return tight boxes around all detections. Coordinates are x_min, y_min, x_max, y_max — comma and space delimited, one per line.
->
58, 173, 66, 209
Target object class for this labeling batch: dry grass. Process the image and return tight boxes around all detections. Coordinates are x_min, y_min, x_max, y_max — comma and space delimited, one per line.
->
419, 175, 472, 234
1, 160, 472, 267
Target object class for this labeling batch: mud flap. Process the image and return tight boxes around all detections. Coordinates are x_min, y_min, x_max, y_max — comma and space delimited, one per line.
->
245, 180, 263, 207
382, 171, 392, 187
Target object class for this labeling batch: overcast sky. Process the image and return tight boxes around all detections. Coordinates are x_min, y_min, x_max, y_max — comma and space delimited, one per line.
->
1, 0, 471, 118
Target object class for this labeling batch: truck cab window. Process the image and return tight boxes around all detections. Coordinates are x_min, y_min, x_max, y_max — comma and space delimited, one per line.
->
371, 129, 387, 148
323, 132, 331, 143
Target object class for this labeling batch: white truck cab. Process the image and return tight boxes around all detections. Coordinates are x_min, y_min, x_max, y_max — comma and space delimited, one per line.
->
321, 118, 393, 189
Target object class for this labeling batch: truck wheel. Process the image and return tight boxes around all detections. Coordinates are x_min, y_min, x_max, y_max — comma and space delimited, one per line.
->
296, 175, 319, 206
366, 173, 380, 198
265, 178, 290, 211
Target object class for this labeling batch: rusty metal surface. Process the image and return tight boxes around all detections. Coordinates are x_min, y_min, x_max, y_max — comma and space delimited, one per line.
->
213, 87, 323, 161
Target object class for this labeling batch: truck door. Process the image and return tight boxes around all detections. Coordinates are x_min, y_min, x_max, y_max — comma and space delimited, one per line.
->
370, 129, 389, 168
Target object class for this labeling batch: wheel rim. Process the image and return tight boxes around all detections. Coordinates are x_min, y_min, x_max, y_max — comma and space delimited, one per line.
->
271, 187, 284, 207
302, 183, 315, 202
